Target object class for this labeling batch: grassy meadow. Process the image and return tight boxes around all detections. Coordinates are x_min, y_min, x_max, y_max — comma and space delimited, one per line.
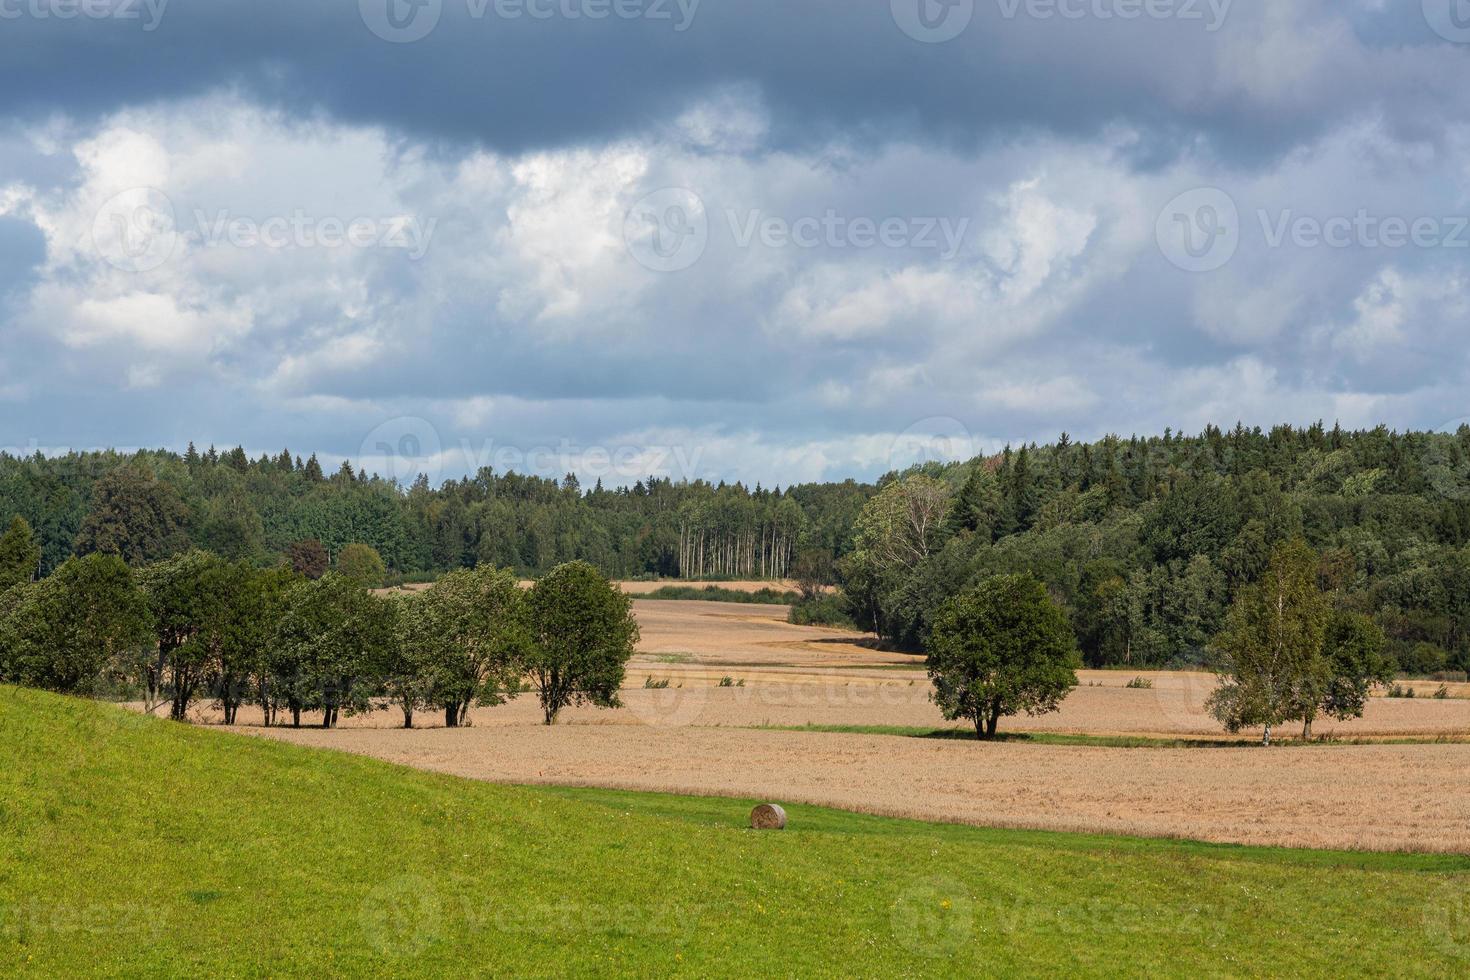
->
2, 685, 1467, 977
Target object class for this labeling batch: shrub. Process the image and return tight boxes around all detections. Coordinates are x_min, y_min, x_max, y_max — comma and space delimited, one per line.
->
644, 677, 671, 690
335, 543, 386, 589
787, 594, 859, 630
643, 585, 799, 604
1126, 677, 1154, 690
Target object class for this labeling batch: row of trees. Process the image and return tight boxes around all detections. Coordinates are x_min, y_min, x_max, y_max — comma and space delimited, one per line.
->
0, 446, 873, 581
842, 424, 1470, 676
0, 546, 639, 729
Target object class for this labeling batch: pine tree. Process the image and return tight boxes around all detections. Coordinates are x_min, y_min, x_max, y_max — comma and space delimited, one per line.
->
0, 516, 42, 590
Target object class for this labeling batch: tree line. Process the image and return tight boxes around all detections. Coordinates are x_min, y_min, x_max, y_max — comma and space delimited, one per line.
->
0, 530, 639, 729
0, 445, 871, 582
4, 422, 1469, 676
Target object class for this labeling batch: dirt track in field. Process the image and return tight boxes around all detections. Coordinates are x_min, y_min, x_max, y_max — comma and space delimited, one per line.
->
206, 585, 1470, 851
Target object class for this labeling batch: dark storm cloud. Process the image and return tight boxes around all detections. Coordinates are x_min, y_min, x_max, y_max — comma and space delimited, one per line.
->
2, 0, 1466, 163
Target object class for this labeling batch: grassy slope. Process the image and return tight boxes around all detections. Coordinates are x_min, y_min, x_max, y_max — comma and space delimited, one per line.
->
2, 687, 1467, 978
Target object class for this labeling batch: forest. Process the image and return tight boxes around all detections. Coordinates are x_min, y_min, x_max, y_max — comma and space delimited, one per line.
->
2, 422, 1469, 675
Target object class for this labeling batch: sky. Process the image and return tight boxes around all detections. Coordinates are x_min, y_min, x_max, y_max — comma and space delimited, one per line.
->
1, 0, 1468, 488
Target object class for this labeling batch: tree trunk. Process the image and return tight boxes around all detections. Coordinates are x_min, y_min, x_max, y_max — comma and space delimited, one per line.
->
402, 706, 413, 729
1262, 723, 1271, 747
446, 704, 458, 728
986, 711, 1000, 739
1302, 717, 1313, 740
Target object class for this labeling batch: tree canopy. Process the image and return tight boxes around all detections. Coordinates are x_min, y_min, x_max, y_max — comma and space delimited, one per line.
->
926, 574, 1080, 739
523, 561, 639, 725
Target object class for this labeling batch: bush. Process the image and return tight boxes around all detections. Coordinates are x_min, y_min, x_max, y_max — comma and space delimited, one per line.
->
1125, 677, 1154, 690
335, 543, 386, 589
1396, 642, 1449, 678
644, 676, 671, 690
787, 594, 859, 630
644, 585, 799, 604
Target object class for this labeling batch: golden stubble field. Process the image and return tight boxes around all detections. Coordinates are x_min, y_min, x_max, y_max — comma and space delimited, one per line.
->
223, 587, 1470, 852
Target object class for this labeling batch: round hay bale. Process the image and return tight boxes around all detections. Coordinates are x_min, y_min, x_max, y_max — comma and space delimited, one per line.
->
750, 803, 787, 830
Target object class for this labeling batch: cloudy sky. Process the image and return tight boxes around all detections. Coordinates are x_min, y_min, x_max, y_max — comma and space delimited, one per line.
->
1, 0, 1468, 486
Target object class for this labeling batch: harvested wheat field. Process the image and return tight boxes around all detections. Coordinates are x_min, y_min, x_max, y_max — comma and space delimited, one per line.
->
193, 675, 1470, 738
237, 723, 1470, 852
201, 585, 1470, 852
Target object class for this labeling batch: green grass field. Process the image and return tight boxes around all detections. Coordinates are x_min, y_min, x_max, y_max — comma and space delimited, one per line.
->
2, 685, 1467, 977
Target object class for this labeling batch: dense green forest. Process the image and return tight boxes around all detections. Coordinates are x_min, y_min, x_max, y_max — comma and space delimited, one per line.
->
3, 423, 1469, 675
0, 444, 872, 581
845, 423, 1470, 676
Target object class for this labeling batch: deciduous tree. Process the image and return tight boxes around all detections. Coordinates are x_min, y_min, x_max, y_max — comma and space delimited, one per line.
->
926, 574, 1079, 739
524, 562, 638, 725
1207, 540, 1329, 745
